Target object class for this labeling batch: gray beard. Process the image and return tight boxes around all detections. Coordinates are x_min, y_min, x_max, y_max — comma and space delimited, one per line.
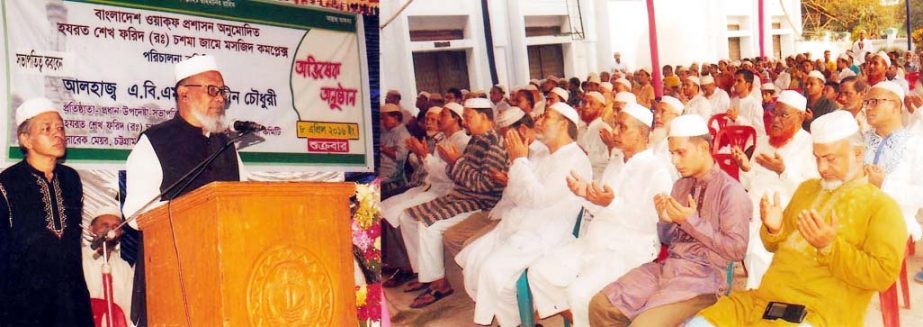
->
191, 110, 227, 134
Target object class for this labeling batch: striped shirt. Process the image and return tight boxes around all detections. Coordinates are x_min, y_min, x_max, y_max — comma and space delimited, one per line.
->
406, 130, 508, 226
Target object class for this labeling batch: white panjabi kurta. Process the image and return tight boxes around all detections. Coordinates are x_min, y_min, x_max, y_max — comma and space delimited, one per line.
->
122, 134, 247, 227
866, 130, 923, 241
456, 142, 591, 327
488, 141, 550, 221
735, 95, 766, 138
82, 246, 135, 316
740, 129, 818, 289
578, 117, 613, 182
527, 148, 672, 327
379, 124, 411, 185
774, 71, 792, 91
381, 130, 471, 227
707, 88, 731, 114
685, 94, 713, 120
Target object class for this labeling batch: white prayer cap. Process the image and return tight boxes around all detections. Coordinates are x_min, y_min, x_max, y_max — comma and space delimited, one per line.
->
545, 75, 559, 82
548, 102, 581, 126
381, 103, 400, 113
730, 60, 741, 67
838, 53, 851, 61
587, 73, 601, 84
668, 114, 710, 137
443, 103, 466, 121
761, 82, 777, 92
497, 107, 526, 128
585, 91, 605, 104
174, 54, 219, 82
418, 91, 431, 99
686, 76, 701, 87
676, 66, 688, 73
742, 60, 753, 67
807, 70, 826, 83
525, 84, 539, 91
660, 96, 684, 114
600, 82, 614, 92
464, 97, 493, 109
426, 106, 443, 115
811, 110, 858, 144
91, 205, 123, 220
622, 103, 653, 127
700, 75, 715, 85
615, 78, 632, 90
614, 91, 637, 104
871, 80, 905, 101
874, 51, 891, 66
776, 90, 807, 112
551, 87, 569, 101
429, 93, 443, 101
386, 89, 401, 96
15, 97, 61, 126
529, 79, 541, 86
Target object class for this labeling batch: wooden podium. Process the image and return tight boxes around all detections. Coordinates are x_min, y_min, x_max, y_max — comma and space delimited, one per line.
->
136, 181, 358, 326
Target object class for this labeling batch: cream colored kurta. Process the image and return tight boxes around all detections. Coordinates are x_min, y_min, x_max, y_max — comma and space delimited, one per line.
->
740, 129, 818, 289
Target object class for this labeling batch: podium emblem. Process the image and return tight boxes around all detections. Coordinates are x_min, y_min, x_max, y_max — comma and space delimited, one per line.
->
248, 245, 334, 326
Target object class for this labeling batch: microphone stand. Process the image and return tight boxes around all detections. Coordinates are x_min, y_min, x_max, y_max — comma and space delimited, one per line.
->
90, 128, 254, 249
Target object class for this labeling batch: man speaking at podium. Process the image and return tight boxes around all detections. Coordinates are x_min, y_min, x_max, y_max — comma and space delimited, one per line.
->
122, 54, 247, 326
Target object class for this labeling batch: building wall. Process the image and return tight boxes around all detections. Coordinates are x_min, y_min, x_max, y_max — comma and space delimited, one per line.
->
381, 0, 803, 111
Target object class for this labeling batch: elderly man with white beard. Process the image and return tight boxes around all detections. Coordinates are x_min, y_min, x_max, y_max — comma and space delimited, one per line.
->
579, 91, 614, 181
729, 90, 819, 289
123, 54, 248, 325
526, 103, 673, 327
691, 110, 906, 326
381, 103, 470, 227
455, 102, 592, 327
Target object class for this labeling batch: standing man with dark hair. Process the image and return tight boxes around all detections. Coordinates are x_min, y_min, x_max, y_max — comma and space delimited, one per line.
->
123, 55, 247, 326
0, 98, 94, 326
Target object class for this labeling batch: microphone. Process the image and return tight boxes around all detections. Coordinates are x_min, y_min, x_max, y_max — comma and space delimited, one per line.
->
231, 120, 266, 133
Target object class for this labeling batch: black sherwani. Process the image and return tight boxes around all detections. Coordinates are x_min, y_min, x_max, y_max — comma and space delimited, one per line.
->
0, 160, 93, 326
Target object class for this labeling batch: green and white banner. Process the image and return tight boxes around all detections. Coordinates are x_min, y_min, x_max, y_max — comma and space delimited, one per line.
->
1, 0, 373, 171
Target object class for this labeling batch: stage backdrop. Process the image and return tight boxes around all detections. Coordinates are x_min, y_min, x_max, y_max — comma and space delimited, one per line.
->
0, 0, 374, 172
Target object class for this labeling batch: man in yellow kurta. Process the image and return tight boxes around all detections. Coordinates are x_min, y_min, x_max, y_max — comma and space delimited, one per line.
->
690, 110, 906, 326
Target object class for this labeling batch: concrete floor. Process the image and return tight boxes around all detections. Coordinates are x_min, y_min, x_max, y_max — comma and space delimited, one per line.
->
386, 240, 923, 327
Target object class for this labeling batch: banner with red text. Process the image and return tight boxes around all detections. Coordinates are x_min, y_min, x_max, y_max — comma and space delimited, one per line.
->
0, 0, 373, 171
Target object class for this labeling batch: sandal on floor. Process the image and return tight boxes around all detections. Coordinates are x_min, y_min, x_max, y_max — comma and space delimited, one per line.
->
383, 271, 416, 288
409, 288, 454, 308
403, 280, 429, 293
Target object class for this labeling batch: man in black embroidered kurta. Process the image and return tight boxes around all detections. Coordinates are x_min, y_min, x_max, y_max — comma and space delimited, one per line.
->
0, 98, 93, 326
122, 55, 246, 326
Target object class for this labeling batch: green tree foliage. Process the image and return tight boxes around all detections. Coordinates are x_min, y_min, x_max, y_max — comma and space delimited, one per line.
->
802, 0, 903, 39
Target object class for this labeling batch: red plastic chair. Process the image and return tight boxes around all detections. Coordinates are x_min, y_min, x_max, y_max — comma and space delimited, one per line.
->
90, 298, 128, 327
707, 113, 732, 137
712, 125, 757, 156
712, 153, 740, 181
906, 72, 919, 90
879, 237, 914, 327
